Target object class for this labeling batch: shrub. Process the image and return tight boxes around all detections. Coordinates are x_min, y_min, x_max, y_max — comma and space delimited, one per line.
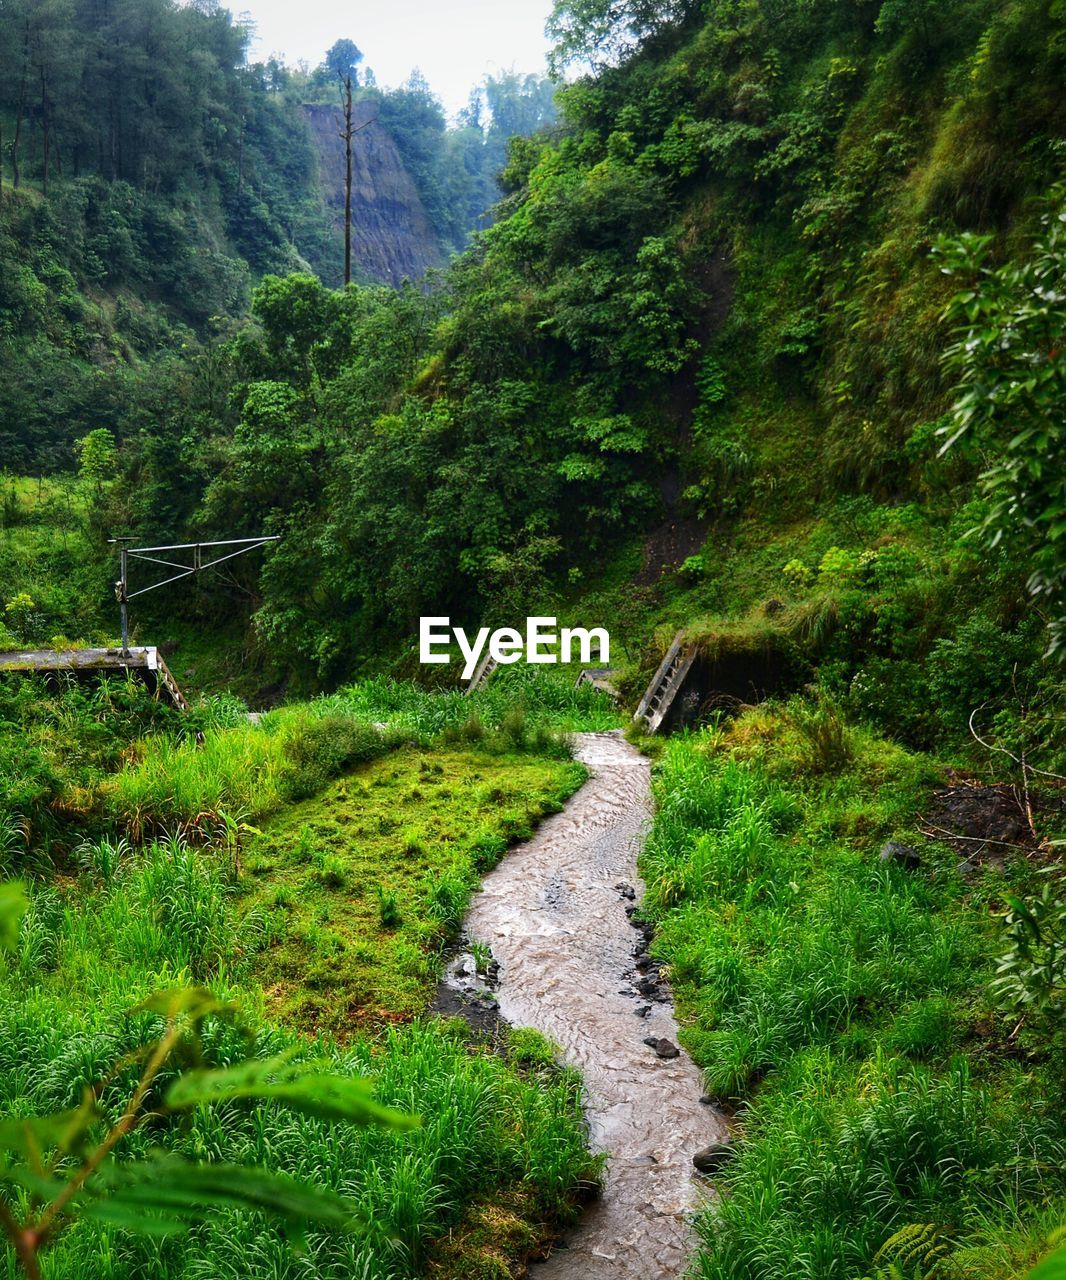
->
783, 558, 815, 589
819, 546, 861, 586
787, 692, 856, 773
927, 614, 1042, 742
279, 713, 390, 800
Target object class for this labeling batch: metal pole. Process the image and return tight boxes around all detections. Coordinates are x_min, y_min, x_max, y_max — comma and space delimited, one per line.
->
108, 535, 277, 646
119, 545, 128, 654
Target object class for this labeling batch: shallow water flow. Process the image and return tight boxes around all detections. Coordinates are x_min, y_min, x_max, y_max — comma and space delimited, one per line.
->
456, 731, 725, 1278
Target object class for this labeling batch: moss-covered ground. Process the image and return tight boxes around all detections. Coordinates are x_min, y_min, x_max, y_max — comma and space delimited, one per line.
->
242, 745, 586, 1033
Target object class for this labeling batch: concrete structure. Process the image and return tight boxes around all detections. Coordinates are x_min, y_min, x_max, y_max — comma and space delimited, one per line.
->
0, 647, 189, 711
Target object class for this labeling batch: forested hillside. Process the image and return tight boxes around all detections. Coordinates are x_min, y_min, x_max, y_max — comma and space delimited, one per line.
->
17, 0, 1057, 711
0, 0, 556, 472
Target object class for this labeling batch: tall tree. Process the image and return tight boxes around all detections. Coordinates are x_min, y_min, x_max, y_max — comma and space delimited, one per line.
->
326, 39, 365, 287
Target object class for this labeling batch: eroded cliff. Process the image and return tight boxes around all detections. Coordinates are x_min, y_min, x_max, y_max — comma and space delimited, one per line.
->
304, 102, 445, 286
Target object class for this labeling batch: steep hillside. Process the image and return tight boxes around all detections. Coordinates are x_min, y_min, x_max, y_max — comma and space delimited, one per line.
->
6, 1, 1063, 712
0, 0, 553, 476
71, 0, 1056, 707
304, 102, 445, 285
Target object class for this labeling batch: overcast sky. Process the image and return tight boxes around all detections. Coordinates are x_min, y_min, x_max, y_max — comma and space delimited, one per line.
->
238, 0, 555, 118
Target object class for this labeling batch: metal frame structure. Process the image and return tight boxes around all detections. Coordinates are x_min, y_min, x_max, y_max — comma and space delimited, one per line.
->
109, 536, 279, 653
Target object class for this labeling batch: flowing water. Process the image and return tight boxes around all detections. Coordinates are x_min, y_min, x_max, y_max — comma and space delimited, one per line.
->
444, 731, 726, 1279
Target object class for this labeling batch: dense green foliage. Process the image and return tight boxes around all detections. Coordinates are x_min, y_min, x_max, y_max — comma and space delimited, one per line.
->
641, 711, 1065, 1280
0, 1, 557, 473
21, 0, 1056, 698
937, 187, 1066, 656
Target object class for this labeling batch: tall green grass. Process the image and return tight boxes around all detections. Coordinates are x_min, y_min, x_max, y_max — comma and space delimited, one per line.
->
332, 668, 622, 737
1, 832, 597, 1279
105, 706, 397, 839
104, 670, 607, 840
641, 714, 1066, 1280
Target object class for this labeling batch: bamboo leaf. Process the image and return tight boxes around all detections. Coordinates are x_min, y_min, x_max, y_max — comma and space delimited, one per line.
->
132, 987, 231, 1023
0, 1093, 98, 1157
85, 1155, 363, 1238
165, 1055, 420, 1129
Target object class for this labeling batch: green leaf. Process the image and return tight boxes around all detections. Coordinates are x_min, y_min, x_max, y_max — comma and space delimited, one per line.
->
0, 1093, 98, 1157
85, 1155, 363, 1238
0, 882, 28, 953
1025, 1242, 1066, 1280
165, 1054, 420, 1130
132, 987, 231, 1023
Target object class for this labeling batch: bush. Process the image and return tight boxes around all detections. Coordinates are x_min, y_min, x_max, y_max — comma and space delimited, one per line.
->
787, 692, 856, 773
279, 713, 391, 801
927, 614, 1042, 742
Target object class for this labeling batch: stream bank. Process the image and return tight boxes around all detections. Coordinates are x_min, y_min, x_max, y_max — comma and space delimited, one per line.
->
441, 731, 725, 1279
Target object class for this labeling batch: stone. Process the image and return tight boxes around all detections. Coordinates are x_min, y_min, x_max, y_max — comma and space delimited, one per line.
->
699, 1094, 716, 1106
957, 859, 978, 876
692, 1141, 734, 1174
635, 1005, 652, 1018
879, 840, 921, 871
646, 1037, 679, 1059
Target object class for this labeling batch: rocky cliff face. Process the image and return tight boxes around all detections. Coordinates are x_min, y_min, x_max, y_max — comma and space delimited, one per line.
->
304, 102, 444, 286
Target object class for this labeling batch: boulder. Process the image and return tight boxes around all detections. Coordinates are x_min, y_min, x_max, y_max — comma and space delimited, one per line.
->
692, 1141, 734, 1174
879, 840, 921, 871
643, 1037, 680, 1059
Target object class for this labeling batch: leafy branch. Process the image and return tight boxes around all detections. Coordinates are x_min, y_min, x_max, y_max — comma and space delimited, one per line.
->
0, 883, 418, 1279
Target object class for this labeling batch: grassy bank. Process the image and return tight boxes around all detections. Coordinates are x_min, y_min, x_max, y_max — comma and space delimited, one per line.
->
242, 745, 585, 1032
638, 707, 1065, 1280
1, 673, 609, 1279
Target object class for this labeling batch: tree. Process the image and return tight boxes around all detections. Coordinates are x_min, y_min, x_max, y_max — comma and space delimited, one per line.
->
546, 0, 698, 73
76, 427, 118, 497
325, 39, 367, 286
937, 180, 1066, 657
324, 37, 362, 84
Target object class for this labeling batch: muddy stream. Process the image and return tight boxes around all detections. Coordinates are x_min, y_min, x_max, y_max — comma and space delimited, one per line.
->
441, 732, 726, 1278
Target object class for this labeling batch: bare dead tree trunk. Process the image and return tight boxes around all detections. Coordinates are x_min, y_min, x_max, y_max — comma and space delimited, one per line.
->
342, 74, 354, 286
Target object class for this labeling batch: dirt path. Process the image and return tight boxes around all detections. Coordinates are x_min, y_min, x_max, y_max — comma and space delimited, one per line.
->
449, 731, 725, 1278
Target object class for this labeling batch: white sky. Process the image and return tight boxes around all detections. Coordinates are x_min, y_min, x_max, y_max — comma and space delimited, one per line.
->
237, 0, 555, 118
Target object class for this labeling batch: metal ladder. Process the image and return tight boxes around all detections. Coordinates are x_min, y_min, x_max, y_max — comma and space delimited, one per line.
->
465, 652, 498, 695
633, 631, 698, 734
154, 653, 189, 712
